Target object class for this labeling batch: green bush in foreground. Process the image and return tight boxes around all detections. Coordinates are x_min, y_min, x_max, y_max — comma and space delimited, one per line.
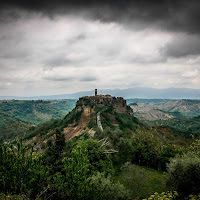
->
166, 153, 200, 197
89, 172, 129, 200
143, 191, 178, 200
0, 139, 47, 199
144, 192, 200, 200
120, 162, 147, 198
52, 140, 117, 200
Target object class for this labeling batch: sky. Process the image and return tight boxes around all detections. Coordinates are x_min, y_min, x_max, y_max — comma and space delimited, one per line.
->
0, 0, 200, 96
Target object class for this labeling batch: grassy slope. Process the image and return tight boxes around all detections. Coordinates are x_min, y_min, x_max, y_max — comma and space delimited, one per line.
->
114, 164, 166, 199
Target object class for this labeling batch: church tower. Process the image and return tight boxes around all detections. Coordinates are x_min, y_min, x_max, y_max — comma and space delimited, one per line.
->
95, 89, 97, 96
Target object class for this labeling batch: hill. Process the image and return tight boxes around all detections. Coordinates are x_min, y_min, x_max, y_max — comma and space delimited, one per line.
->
130, 99, 200, 118
0, 99, 76, 142
129, 99, 200, 138
21, 90, 187, 154
22, 91, 136, 146
1, 90, 198, 200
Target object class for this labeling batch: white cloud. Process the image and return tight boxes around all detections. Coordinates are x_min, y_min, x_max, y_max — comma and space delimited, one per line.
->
0, 11, 200, 96
182, 69, 199, 78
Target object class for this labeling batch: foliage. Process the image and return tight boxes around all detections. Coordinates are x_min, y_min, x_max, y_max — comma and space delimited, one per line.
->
131, 131, 160, 169
144, 192, 200, 200
120, 162, 147, 198
53, 145, 92, 199
115, 112, 140, 131
130, 130, 182, 170
159, 145, 180, 171
52, 139, 114, 199
1, 97, 198, 199
89, 172, 129, 200
187, 138, 200, 156
0, 99, 75, 127
188, 194, 200, 200
87, 118, 97, 129
166, 153, 200, 197
77, 139, 114, 175
147, 115, 200, 138
0, 194, 27, 200
44, 129, 65, 175
61, 109, 83, 129
95, 119, 183, 171
0, 99, 76, 143
0, 139, 47, 199
117, 138, 133, 163
115, 163, 167, 199
143, 191, 179, 200
24, 119, 61, 140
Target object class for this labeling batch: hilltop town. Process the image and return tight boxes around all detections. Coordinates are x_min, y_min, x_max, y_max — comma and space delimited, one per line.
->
76, 89, 133, 114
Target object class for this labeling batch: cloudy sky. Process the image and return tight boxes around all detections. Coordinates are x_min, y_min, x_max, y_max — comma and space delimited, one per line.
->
0, 0, 200, 96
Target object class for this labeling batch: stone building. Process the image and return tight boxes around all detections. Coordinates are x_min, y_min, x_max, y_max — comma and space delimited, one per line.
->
76, 89, 133, 114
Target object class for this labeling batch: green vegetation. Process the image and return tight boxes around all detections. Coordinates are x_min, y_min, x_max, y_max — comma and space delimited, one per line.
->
0, 139, 47, 199
149, 115, 200, 138
129, 99, 200, 138
1, 100, 200, 199
144, 191, 179, 200
166, 153, 200, 197
115, 163, 166, 199
0, 99, 76, 143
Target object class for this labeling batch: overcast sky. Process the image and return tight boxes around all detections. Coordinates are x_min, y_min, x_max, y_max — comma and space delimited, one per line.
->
0, 0, 200, 96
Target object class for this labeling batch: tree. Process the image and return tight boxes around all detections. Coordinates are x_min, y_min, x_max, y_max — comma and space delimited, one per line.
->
166, 153, 200, 197
53, 139, 114, 199
45, 129, 65, 175
0, 139, 47, 199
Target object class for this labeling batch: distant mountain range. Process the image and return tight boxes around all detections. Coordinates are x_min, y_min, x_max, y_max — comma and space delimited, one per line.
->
1, 87, 200, 100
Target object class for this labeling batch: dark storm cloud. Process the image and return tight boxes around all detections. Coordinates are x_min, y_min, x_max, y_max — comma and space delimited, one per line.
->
0, 0, 200, 96
162, 34, 200, 58
1, 0, 200, 59
0, 0, 200, 35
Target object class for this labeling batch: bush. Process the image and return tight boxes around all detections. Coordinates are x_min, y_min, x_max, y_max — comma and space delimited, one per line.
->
0, 139, 47, 199
120, 162, 147, 198
143, 191, 178, 200
166, 153, 200, 197
52, 139, 114, 199
89, 172, 129, 200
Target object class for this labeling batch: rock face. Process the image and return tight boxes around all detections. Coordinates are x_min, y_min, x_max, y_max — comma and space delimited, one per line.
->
76, 89, 133, 114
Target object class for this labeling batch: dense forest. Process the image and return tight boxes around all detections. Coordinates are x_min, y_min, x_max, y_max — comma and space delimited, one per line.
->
0, 102, 200, 200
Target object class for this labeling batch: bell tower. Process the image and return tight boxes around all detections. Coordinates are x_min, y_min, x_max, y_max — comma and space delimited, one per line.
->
95, 89, 97, 96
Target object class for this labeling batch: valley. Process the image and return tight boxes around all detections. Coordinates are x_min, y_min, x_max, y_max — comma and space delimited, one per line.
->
0, 92, 200, 200
129, 99, 200, 138
0, 99, 76, 142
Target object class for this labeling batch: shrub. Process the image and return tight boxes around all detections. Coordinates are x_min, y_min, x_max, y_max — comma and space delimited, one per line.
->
120, 162, 147, 198
89, 172, 129, 200
166, 153, 200, 197
187, 138, 200, 157
143, 191, 178, 200
0, 139, 47, 199
53, 139, 114, 199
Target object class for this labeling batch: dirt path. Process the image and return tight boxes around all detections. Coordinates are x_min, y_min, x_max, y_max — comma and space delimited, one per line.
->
97, 112, 103, 132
